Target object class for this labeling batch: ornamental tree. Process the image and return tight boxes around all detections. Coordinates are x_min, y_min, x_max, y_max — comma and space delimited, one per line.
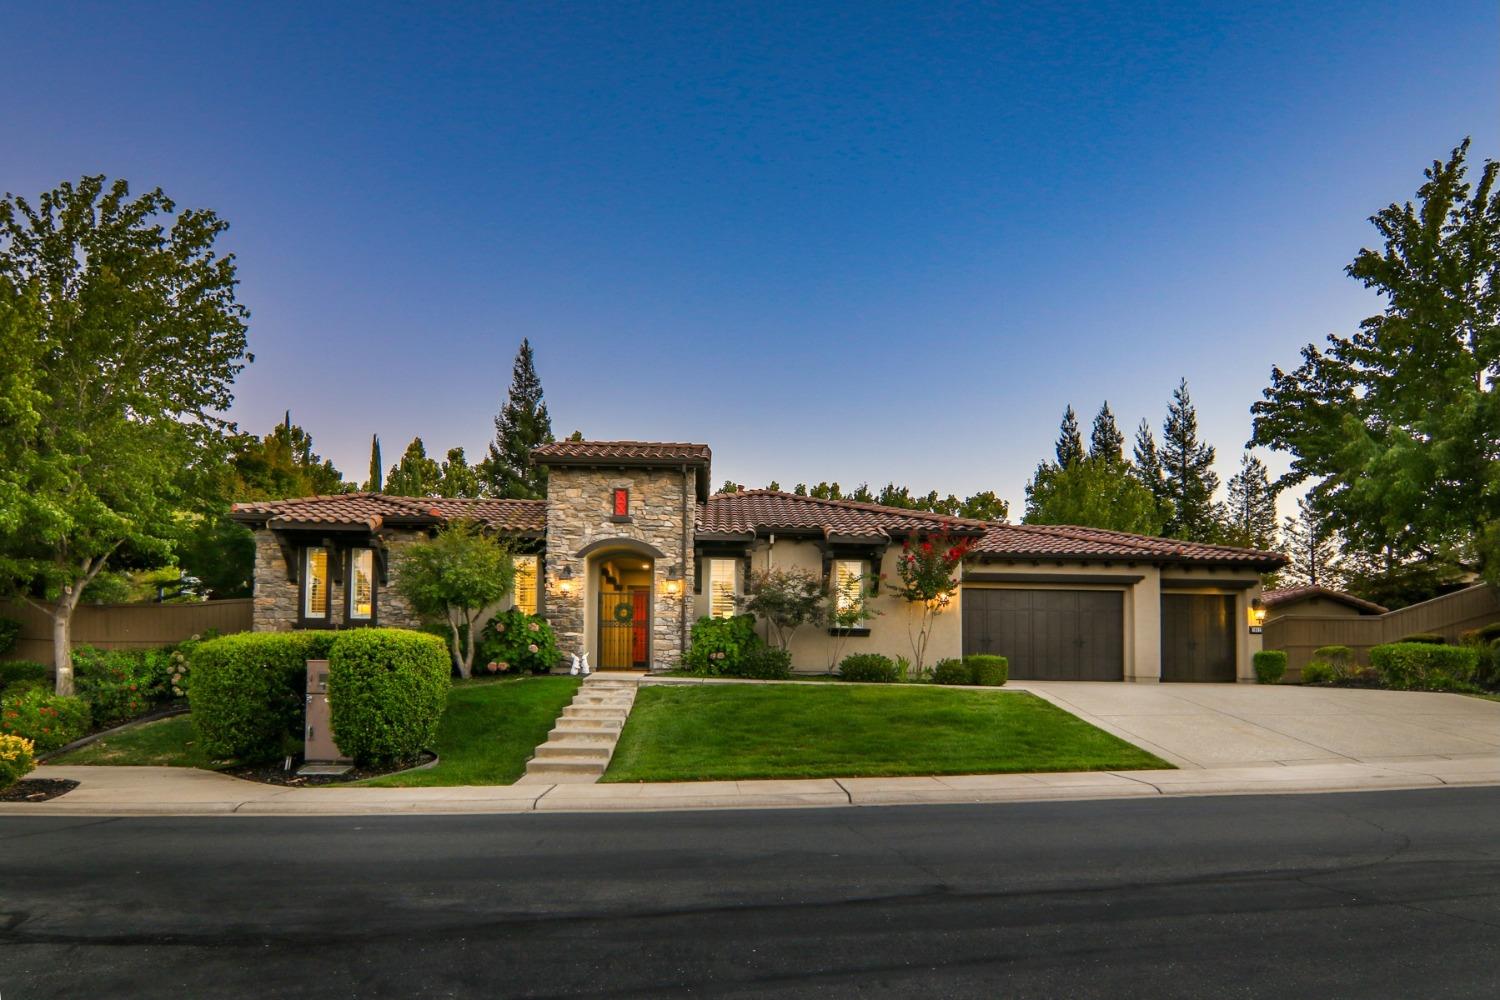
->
740, 568, 826, 651
0, 177, 249, 695
889, 535, 971, 678
392, 520, 516, 678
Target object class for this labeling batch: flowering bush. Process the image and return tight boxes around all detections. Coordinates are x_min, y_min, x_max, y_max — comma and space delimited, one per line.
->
0, 687, 92, 752
476, 610, 561, 675
73, 646, 172, 724
0, 734, 36, 790
889, 535, 972, 677
683, 615, 762, 675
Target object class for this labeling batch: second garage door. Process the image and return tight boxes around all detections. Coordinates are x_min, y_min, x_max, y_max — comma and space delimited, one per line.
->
962, 589, 1124, 681
1160, 594, 1237, 682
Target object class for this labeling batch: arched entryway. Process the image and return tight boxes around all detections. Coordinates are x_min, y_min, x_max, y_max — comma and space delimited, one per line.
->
577, 538, 663, 671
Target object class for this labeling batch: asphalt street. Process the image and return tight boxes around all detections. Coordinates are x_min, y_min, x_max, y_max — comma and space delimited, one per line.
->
3, 788, 1499, 998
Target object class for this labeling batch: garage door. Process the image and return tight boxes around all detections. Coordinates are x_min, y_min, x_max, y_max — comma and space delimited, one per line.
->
1161, 594, 1236, 682
962, 589, 1124, 680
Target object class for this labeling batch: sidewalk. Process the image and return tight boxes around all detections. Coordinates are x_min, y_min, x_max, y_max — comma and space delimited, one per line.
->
5, 754, 1499, 817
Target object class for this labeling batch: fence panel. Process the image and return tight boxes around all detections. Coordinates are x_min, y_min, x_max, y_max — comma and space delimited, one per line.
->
0, 599, 253, 664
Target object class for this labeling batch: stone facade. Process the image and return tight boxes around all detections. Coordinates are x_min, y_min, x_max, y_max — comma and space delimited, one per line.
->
543, 466, 695, 668
250, 528, 425, 632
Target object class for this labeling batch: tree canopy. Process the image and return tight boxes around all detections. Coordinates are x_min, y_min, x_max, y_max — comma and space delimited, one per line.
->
1222, 453, 1279, 550
0, 176, 249, 692
1024, 456, 1165, 535
1158, 379, 1220, 541
1252, 140, 1500, 584
479, 339, 554, 499
385, 437, 442, 497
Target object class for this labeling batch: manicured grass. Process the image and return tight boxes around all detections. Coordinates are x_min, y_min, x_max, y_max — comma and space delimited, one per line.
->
362, 675, 579, 786
52, 715, 227, 769
602, 684, 1169, 782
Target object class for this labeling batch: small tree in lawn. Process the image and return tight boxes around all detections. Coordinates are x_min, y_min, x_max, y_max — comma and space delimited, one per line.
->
393, 521, 515, 678
826, 571, 880, 671
740, 568, 826, 652
890, 535, 971, 679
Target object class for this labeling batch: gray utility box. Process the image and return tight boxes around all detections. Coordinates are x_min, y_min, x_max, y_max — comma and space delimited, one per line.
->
304, 658, 350, 764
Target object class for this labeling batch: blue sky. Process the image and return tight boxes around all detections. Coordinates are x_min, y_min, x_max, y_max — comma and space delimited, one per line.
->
3, 1, 1495, 514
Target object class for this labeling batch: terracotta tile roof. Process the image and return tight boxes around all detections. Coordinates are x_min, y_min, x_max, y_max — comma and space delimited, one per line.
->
1262, 585, 1387, 615
532, 440, 711, 464
972, 522, 1288, 568
230, 493, 545, 533
698, 489, 989, 538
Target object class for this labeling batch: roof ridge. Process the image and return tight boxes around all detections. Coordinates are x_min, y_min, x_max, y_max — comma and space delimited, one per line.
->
1004, 521, 1283, 559
716, 489, 990, 528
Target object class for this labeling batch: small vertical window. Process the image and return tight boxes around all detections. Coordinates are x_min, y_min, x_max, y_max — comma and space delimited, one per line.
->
708, 558, 737, 619
348, 548, 374, 621
834, 559, 865, 618
303, 546, 329, 619
612, 488, 629, 517
513, 554, 539, 616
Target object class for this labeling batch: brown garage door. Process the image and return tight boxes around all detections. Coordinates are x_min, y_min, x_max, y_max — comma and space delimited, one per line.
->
962, 589, 1124, 680
1161, 594, 1236, 682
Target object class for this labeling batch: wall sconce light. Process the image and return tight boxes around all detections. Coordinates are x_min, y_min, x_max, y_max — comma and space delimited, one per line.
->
1249, 597, 1266, 628
557, 565, 574, 596
664, 563, 683, 596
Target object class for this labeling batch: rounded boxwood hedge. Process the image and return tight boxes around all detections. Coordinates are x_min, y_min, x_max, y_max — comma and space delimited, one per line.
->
838, 653, 900, 683
1253, 650, 1288, 685
930, 658, 969, 685
327, 629, 450, 766
1369, 642, 1479, 692
189, 632, 335, 761
963, 654, 1008, 686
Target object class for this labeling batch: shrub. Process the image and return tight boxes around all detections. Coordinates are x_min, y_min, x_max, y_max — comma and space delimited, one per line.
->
476, 610, 561, 675
190, 632, 334, 761
838, 653, 900, 683
0, 617, 20, 655
683, 615, 761, 675
72, 646, 175, 723
1312, 645, 1353, 671
327, 629, 450, 766
930, 658, 969, 685
1396, 633, 1446, 645
1301, 660, 1336, 685
1369, 642, 1480, 692
965, 654, 1009, 686
1460, 621, 1500, 645
723, 645, 793, 680
0, 687, 92, 752
0, 660, 49, 694
1253, 650, 1288, 684
1469, 640, 1500, 690
0, 734, 36, 790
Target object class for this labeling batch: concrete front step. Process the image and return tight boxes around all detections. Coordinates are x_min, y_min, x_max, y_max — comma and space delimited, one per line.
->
535, 741, 613, 760
563, 706, 632, 721
522, 675, 641, 784
576, 693, 635, 705
523, 757, 607, 776
548, 726, 617, 743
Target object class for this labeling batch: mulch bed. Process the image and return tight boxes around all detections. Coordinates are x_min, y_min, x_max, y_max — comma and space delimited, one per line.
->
1, 778, 79, 803
223, 751, 438, 787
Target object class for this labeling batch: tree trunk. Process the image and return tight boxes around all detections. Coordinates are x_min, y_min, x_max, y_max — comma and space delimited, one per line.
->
52, 594, 76, 696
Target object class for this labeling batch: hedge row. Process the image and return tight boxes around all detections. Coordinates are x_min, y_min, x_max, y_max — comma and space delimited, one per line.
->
1369, 642, 1479, 692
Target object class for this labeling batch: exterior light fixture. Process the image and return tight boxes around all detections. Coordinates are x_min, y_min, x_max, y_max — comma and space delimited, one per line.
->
664, 563, 683, 596
1249, 597, 1267, 629
558, 565, 574, 596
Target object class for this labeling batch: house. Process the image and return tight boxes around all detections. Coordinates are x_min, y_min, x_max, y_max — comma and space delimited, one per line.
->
231, 440, 1287, 682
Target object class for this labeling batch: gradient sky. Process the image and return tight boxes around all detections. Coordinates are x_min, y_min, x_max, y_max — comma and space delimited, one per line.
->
4, 1, 1496, 515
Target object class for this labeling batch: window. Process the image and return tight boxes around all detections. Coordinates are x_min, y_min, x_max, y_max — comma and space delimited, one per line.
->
612, 488, 629, 517
348, 548, 374, 621
707, 558, 737, 618
513, 554, 539, 615
834, 559, 865, 619
303, 546, 329, 620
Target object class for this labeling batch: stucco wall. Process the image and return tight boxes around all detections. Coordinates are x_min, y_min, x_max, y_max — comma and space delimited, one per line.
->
250, 528, 426, 632
544, 466, 694, 668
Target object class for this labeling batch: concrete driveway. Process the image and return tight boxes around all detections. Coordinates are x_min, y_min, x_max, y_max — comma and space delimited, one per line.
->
1017, 682, 1500, 769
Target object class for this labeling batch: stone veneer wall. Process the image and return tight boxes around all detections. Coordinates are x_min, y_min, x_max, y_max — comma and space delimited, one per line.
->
543, 466, 695, 669
250, 528, 425, 632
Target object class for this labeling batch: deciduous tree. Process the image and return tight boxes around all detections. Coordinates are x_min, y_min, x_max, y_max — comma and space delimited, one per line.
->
393, 521, 515, 678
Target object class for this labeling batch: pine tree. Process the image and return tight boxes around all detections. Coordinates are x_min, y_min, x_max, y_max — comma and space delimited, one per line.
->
1132, 418, 1169, 523
1223, 453, 1279, 549
1158, 379, 1220, 541
478, 339, 554, 499
385, 437, 442, 497
767, 480, 781, 491
1055, 405, 1084, 467
438, 447, 481, 498
1282, 494, 1344, 588
364, 435, 382, 492
1089, 402, 1125, 464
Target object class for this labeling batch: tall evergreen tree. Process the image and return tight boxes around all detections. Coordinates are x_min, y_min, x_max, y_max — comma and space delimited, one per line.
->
1223, 453, 1279, 549
1282, 494, 1344, 588
437, 446, 481, 498
1055, 405, 1084, 467
365, 434, 382, 492
479, 339, 554, 499
1089, 402, 1125, 464
385, 437, 441, 497
1158, 379, 1220, 541
1132, 418, 1170, 524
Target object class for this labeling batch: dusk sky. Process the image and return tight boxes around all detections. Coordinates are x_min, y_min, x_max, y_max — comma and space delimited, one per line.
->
4, 1, 1495, 515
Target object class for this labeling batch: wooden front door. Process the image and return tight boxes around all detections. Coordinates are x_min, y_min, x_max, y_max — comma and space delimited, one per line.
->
598, 587, 650, 669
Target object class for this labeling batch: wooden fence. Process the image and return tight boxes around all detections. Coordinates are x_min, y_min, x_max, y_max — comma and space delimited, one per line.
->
0, 599, 253, 664
1264, 584, 1500, 680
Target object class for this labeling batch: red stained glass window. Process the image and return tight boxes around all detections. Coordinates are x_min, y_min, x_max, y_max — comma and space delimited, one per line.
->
613, 488, 629, 516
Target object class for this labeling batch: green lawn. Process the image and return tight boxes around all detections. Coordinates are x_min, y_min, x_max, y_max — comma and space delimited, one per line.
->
54, 676, 581, 786
52, 714, 226, 769
602, 684, 1169, 782
362, 675, 579, 786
